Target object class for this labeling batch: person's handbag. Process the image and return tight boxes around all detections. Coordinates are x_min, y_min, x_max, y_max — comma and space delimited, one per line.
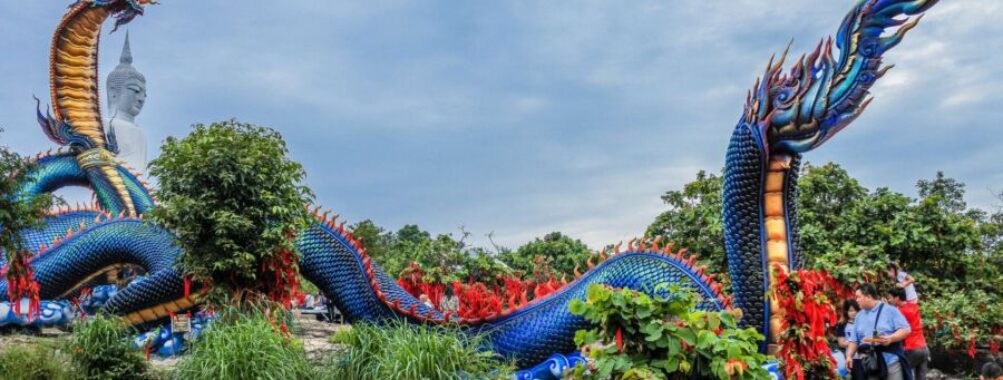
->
859, 304, 888, 377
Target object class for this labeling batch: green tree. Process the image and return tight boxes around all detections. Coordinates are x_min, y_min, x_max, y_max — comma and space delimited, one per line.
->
396, 224, 431, 245
0, 129, 59, 306
501, 232, 592, 279
149, 120, 314, 306
796, 163, 869, 259
351, 220, 518, 284
350, 219, 392, 264
797, 165, 906, 285
917, 171, 967, 213
465, 247, 513, 284
645, 170, 727, 276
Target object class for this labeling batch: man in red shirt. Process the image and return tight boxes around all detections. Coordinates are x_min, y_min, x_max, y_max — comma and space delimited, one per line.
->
890, 288, 928, 380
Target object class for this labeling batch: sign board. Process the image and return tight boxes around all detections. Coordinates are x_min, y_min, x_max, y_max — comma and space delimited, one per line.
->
171, 314, 191, 333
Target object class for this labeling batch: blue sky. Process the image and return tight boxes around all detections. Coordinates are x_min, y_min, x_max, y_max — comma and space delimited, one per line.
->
1, 1, 1000, 249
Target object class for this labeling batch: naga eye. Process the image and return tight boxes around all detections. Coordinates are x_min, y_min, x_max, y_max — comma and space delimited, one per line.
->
773, 89, 796, 110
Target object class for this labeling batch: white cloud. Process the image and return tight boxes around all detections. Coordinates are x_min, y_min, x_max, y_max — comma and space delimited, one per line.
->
1, 0, 999, 251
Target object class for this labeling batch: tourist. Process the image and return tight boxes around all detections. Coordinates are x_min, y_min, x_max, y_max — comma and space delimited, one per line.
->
846, 284, 912, 380
888, 288, 928, 380
838, 299, 862, 349
305, 293, 315, 309
419, 294, 434, 308
982, 362, 1003, 380
440, 288, 459, 313
326, 299, 342, 324
887, 262, 919, 303
834, 299, 861, 378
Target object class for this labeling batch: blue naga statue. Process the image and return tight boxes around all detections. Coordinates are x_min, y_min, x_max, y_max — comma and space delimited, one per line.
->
1, 0, 940, 374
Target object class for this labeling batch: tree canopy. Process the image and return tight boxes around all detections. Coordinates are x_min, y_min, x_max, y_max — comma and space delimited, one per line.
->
499, 232, 592, 281
149, 120, 314, 307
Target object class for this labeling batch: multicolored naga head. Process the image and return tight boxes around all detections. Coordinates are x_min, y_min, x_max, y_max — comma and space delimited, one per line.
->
88, 0, 157, 31
743, 0, 939, 154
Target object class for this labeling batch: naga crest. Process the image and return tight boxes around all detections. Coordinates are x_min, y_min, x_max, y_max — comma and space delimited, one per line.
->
92, 0, 156, 31
743, 0, 939, 154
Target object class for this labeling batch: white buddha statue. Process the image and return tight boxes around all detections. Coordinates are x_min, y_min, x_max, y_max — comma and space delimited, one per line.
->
106, 32, 148, 173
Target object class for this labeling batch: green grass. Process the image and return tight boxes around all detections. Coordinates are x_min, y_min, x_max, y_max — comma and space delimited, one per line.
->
0, 341, 74, 380
68, 314, 151, 380
173, 310, 314, 380
321, 320, 512, 380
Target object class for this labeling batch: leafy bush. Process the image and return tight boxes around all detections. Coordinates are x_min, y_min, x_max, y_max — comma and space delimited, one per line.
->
567, 284, 769, 380
173, 310, 314, 380
150, 120, 314, 306
321, 320, 512, 380
0, 342, 74, 380
921, 287, 1003, 355
68, 314, 150, 380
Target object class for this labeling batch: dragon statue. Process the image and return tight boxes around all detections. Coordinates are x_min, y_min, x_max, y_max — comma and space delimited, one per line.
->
1, 0, 940, 376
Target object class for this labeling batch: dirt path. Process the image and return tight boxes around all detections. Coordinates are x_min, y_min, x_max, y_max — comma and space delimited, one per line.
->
293, 315, 351, 361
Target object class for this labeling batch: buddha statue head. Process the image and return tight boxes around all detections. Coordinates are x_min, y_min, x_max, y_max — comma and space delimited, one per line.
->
106, 32, 146, 123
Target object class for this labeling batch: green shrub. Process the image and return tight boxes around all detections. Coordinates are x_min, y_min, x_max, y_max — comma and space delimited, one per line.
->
321, 320, 512, 380
567, 284, 769, 380
150, 120, 314, 306
921, 286, 1003, 350
0, 342, 74, 380
68, 314, 150, 380
173, 311, 314, 380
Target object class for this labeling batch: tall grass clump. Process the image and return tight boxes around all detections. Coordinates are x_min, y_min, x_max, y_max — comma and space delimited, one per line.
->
68, 313, 150, 380
0, 342, 74, 380
173, 309, 314, 380
322, 320, 512, 380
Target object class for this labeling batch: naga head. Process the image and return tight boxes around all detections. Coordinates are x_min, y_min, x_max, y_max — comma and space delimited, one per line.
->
743, 0, 939, 155
743, 40, 852, 154
87, 0, 158, 31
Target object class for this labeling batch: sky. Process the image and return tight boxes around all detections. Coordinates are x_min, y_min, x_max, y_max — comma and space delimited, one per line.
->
1, 1, 1000, 250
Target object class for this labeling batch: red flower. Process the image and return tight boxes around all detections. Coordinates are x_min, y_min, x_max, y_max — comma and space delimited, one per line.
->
614, 326, 624, 352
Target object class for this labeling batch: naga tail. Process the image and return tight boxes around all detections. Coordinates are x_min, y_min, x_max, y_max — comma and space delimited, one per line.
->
727, 0, 940, 351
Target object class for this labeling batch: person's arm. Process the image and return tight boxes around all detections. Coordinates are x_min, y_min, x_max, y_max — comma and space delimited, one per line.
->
901, 273, 915, 287
838, 336, 850, 348
875, 328, 909, 345
845, 320, 860, 369
896, 271, 915, 288
889, 328, 909, 343
876, 308, 911, 345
